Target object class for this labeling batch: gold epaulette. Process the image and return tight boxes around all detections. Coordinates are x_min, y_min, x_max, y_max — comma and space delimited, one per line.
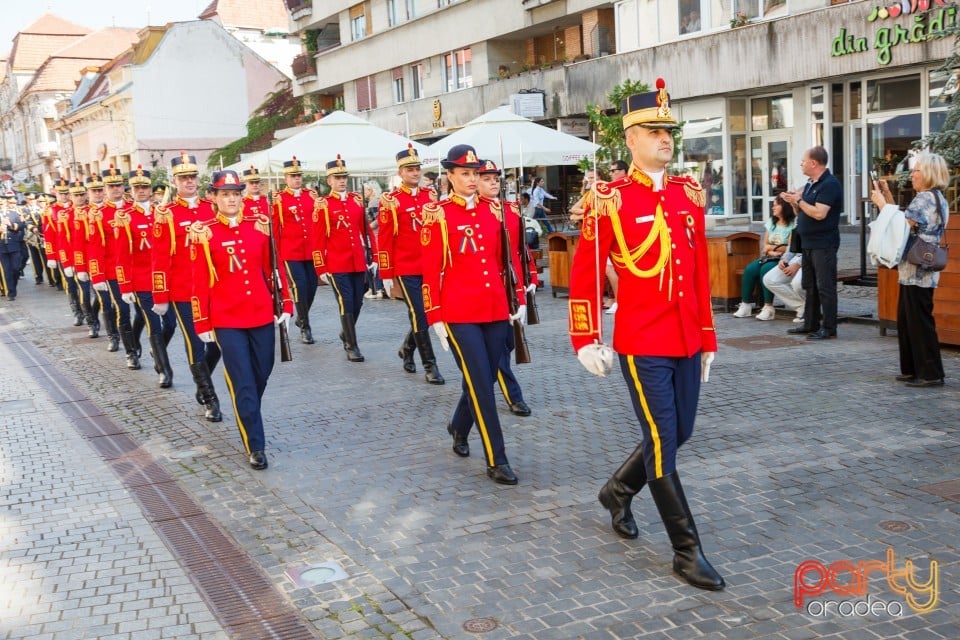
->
591, 181, 622, 219
380, 192, 398, 212
248, 214, 271, 236
187, 221, 212, 245
669, 175, 706, 208
113, 209, 130, 225
313, 196, 329, 222
88, 205, 103, 223
421, 201, 444, 225
350, 192, 364, 208
154, 203, 172, 224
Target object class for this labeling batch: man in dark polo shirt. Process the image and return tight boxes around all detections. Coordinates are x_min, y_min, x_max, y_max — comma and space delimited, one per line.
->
782, 146, 843, 340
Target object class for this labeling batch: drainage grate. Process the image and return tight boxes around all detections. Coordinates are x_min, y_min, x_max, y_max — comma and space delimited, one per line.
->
720, 334, 804, 351
878, 520, 911, 533
463, 617, 498, 633
10, 332, 320, 640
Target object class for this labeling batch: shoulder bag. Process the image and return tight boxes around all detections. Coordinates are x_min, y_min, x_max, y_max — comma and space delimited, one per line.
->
905, 190, 949, 271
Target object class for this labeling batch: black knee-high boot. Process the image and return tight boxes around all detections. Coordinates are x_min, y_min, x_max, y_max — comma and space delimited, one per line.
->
414, 330, 444, 385
648, 471, 725, 591
149, 334, 173, 388
340, 314, 364, 362
295, 301, 314, 344
598, 445, 647, 539
189, 361, 222, 422
398, 330, 416, 373
119, 328, 141, 370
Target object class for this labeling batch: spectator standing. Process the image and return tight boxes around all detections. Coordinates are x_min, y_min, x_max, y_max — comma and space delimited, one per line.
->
529, 177, 557, 232
782, 146, 843, 340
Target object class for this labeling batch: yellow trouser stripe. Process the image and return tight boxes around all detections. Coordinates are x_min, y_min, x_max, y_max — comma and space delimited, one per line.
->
627, 355, 663, 478
496, 370, 512, 404
0, 260, 8, 292
172, 303, 195, 364
284, 262, 300, 302
446, 324, 495, 466
397, 277, 420, 332
329, 276, 346, 316
134, 294, 153, 337
217, 334, 251, 454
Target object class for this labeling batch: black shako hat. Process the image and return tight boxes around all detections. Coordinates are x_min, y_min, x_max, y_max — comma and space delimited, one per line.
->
441, 144, 482, 170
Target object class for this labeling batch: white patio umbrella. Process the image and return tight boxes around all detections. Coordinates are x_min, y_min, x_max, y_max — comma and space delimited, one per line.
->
423, 108, 599, 168
228, 110, 429, 175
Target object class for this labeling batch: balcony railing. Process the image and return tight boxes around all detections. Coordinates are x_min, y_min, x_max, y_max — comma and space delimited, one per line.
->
292, 53, 317, 80
285, 0, 313, 20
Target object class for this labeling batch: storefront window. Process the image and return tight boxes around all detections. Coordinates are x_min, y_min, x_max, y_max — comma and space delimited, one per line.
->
929, 68, 958, 108
751, 95, 793, 130
731, 135, 748, 215
868, 113, 921, 177
682, 131, 722, 214
850, 81, 861, 120
867, 75, 920, 112
728, 98, 746, 132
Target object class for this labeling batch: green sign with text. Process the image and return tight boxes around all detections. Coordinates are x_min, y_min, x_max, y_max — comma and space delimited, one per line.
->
832, 1, 957, 65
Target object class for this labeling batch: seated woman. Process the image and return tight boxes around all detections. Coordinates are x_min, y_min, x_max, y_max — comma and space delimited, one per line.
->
733, 195, 796, 320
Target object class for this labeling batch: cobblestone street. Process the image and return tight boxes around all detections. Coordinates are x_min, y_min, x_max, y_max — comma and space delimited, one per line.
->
1, 253, 958, 639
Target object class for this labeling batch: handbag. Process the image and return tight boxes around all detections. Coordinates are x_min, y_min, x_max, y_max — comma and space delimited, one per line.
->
757, 254, 781, 265
904, 190, 949, 271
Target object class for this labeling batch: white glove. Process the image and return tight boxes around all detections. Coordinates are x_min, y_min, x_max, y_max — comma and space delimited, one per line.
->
509, 304, 527, 326
77, 271, 89, 282
577, 343, 616, 378
525, 282, 537, 294
47, 259, 58, 269
121, 292, 137, 304
382, 278, 393, 297
701, 351, 716, 383
368, 262, 379, 275
198, 331, 215, 343
92, 282, 108, 292
319, 272, 331, 285
63, 266, 75, 277
431, 322, 449, 352
275, 312, 291, 328
152, 302, 169, 316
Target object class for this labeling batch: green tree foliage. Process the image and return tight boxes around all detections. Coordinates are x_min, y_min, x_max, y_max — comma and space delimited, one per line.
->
584, 79, 649, 170
207, 80, 303, 169
917, 54, 960, 167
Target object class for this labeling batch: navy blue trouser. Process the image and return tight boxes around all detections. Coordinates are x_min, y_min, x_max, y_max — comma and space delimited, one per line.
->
134, 291, 175, 339
0, 250, 20, 297
496, 327, 525, 405
173, 300, 221, 371
396, 275, 428, 332
447, 321, 511, 467
618, 353, 701, 480
77, 277, 100, 321
285, 260, 318, 310
107, 279, 133, 333
216, 323, 275, 454
330, 272, 365, 318
94, 284, 118, 335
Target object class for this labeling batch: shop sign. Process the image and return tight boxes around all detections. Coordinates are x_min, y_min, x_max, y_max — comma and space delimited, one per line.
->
831, 0, 957, 65
556, 118, 589, 137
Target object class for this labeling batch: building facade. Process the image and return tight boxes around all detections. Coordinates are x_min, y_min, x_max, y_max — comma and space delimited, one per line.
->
288, 0, 955, 224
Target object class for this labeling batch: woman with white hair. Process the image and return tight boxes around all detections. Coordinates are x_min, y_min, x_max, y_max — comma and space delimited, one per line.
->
871, 150, 950, 388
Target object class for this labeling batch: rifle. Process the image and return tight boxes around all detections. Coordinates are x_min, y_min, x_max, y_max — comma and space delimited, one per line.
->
497, 141, 531, 365
267, 190, 293, 362
519, 218, 540, 326
359, 196, 378, 296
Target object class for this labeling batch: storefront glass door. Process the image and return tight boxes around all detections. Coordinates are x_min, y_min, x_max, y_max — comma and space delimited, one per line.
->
749, 136, 791, 222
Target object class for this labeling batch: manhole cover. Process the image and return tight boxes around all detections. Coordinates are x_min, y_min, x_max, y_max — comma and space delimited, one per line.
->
285, 561, 348, 587
878, 520, 911, 532
463, 618, 498, 633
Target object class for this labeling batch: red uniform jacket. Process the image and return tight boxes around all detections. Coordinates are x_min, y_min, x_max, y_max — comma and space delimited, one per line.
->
55, 204, 83, 269
42, 203, 61, 263
152, 197, 215, 304
568, 170, 716, 357
273, 188, 315, 262
243, 194, 270, 217
189, 213, 293, 335
419, 194, 526, 326
113, 202, 156, 295
86, 200, 125, 285
376, 185, 436, 278
312, 191, 370, 276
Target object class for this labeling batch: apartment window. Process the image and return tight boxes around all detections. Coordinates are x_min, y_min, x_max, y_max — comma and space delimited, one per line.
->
411, 63, 424, 99
350, 3, 369, 41
406, 0, 417, 19
442, 48, 472, 93
356, 75, 377, 111
387, 0, 398, 26
734, 0, 787, 21
679, 0, 701, 34
438, 0, 455, 6
393, 68, 405, 103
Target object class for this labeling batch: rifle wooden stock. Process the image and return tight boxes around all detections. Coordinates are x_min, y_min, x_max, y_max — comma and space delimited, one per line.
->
499, 203, 531, 365
267, 191, 293, 362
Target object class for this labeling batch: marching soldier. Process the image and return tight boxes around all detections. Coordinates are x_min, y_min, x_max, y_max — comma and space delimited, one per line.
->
47, 179, 84, 324
420, 145, 527, 485
90, 165, 140, 368
476, 159, 537, 417
152, 184, 165, 206
23, 193, 47, 285
189, 169, 293, 470
569, 78, 724, 591
83, 173, 120, 351
114, 166, 176, 387
0, 200, 24, 300
66, 179, 102, 338
153, 153, 222, 422
377, 144, 445, 384
242, 166, 269, 215
313, 155, 373, 362
272, 157, 317, 344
